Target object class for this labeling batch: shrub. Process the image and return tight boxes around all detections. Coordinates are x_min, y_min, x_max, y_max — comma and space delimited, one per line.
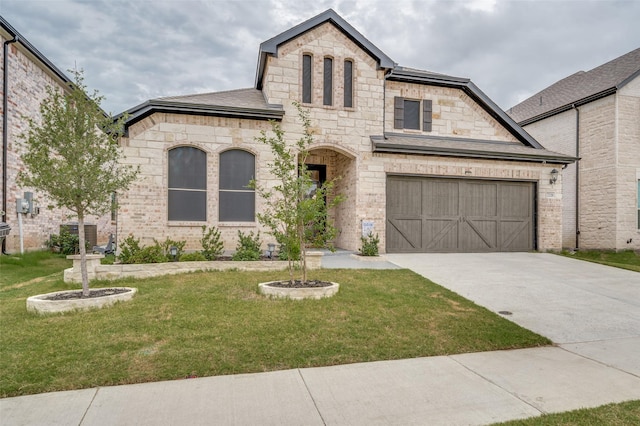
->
118, 234, 142, 264
201, 225, 224, 260
131, 245, 166, 264
232, 230, 262, 261
179, 252, 207, 262
360, 233, 380, 257
155, 237, 186, 260
46, 227, 86, 255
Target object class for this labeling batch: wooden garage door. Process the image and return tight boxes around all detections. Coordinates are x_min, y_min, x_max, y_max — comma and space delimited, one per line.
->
386, 176, 535, 253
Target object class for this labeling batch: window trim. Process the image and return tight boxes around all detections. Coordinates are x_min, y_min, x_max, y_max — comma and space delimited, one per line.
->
344, 59, 353, 108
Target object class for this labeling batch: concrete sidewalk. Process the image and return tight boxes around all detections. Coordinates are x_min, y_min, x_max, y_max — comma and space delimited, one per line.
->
3, 346, 640, 426
2, 252, 640, 425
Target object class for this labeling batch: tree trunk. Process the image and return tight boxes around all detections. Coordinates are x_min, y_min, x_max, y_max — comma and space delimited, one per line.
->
77, 215, 90, 297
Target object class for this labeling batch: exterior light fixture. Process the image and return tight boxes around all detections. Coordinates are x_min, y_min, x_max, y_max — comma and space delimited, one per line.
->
550, 168, 559, 185
267, 243, 276, 259
169, 246, 178, 261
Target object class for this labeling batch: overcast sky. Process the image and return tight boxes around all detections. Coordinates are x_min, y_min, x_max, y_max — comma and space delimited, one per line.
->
2, 0, 638, 115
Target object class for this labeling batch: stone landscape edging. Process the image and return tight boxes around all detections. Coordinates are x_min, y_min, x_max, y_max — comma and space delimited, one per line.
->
26, 287, 137, 314
258, 281, 339, 300
63, 252, 324, 283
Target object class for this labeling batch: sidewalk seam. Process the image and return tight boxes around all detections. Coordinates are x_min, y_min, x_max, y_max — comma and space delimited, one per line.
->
558, 345, 640, 380
78, 387, 99, 426
297, 369, 327, 426
448, 355, 547, 416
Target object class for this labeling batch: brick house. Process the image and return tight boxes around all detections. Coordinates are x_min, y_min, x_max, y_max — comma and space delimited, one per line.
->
117, 9, 573, 254
508, 48, 640, 251
1, 16, 113, 253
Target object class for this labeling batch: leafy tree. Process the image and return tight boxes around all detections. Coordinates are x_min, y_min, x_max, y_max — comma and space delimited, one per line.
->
18, 70, 139, 297
252, 102, 344, 284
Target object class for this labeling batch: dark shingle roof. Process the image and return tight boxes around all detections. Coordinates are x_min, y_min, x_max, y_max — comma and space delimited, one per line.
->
119, 88, 284, 129
372, 133, 575, 164
508, 47, 640, 124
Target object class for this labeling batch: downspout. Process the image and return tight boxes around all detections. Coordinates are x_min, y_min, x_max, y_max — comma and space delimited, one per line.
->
573, 104, 580, 250
2, 34, 19, 254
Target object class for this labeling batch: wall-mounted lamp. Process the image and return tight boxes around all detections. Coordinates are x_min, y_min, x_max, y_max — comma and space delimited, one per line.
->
169, 246, 178, 261
549, 168, 559, 185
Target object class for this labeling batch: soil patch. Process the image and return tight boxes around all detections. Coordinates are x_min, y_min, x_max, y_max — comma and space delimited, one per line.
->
44, 288, 132, 300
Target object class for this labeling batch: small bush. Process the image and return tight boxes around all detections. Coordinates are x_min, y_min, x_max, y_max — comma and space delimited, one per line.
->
155, 237, 186, 260
277, 242, 300, 261
179, 252, 207, 262
46, 227, 86, 255
132, 245, 166, 264
118, 234, 142, 264
359, 233, 380, 256
232, 230, 262, 261
201, 225, 224, 260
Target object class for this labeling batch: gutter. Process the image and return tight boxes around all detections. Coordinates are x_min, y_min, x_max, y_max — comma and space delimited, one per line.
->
573, 104, 580, 250
2, 34, 18, 254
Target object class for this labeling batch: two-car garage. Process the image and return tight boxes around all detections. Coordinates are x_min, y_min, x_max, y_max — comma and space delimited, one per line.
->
386, 176, 536, 253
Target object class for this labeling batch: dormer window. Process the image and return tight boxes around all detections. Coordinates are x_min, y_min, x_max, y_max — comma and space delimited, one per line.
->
302, 54, 312, 104
323, 57, 333, 106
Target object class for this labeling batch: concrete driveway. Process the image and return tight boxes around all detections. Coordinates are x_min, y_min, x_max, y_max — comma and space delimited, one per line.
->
386, 252, 640, 377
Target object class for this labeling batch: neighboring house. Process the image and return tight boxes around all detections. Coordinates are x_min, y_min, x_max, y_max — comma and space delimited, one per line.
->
508, 48, 640, 251
1, 16, 113, 253
118, 9, 573, 254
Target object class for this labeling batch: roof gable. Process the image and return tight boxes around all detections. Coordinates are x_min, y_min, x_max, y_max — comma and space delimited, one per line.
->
508, 47, 640, 124
255, 9, 395, 89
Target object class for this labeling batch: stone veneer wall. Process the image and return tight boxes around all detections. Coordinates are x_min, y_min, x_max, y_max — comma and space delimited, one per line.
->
1, 35, 113, 252
118, 21, 565, 253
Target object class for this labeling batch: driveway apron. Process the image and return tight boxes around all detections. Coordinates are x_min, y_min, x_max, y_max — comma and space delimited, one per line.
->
386, 252, 640, 376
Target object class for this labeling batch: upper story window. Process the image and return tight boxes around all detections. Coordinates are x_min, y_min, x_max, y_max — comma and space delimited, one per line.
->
323, 57, 333, 106
394, 97, 433, 132
302, 54, 312, 104
344, 59, 353, 108
168, 146, 207, 221
219, 149, 255, 222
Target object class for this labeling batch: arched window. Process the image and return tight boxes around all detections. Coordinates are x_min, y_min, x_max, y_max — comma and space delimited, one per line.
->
168, 146, 206, 221
219, 149, 255, 222
302, 54, 312, 104
344, 59, 353, 108
323, 57, 333, 106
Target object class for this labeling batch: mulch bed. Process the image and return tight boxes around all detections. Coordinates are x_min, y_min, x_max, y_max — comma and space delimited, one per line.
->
267, 280, 333, 288
45, 288, 131, 300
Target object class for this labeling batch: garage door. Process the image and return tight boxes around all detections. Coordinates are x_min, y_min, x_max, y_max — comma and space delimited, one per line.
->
386, 176, 535, 253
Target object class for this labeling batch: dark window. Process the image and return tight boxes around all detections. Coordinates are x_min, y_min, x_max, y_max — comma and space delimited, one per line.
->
302, 54, 312, 104
111, 193, 117, 221
394, 97, 432, 131
404, 100, 420, 130
219, 149, 255, 222
168, 146, 206, 221
323, 57, 333, 106
344, 60, 353, 108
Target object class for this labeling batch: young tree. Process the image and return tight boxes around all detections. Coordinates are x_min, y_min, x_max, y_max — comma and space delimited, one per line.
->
18, 70, 139, 297
252, 102, 344, 284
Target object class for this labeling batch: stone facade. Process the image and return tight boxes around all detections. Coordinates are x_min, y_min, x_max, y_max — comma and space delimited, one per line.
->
523, 76, 640, 251
118, 15, 568, 254
1, 28, 114, 253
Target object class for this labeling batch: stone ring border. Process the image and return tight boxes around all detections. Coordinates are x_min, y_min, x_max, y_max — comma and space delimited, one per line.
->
26, 287, 137, 314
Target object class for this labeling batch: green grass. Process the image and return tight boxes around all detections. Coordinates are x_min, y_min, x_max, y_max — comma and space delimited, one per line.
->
494, 400, 640, 425
0, 252, 550, 398
0, 251, 72, 289
560, 250, 640, 272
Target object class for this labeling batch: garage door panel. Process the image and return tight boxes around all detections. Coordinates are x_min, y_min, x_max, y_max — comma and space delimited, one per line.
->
386, 176, 535, 253
461, 219, 497, 251
424, 219, 458, 251
387, 219, 422, 251
501, 220, 533, 251
387, 179, 422, 216
424, 180, 459, 216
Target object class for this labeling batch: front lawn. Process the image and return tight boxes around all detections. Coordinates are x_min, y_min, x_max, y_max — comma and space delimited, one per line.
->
0, 252, 550, 397
493, 399, 640, 425
560, 249, 640, 272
